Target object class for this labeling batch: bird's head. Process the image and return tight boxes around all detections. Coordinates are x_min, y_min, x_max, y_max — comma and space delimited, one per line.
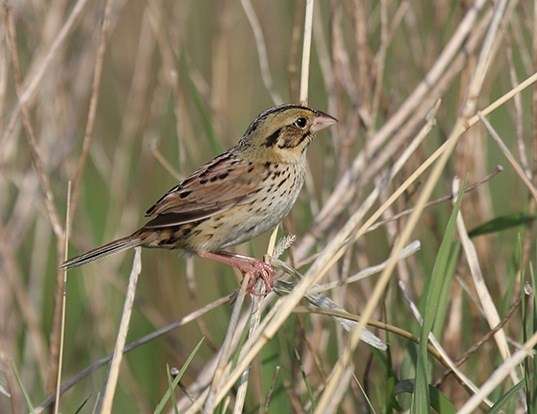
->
239, 104, 337, 163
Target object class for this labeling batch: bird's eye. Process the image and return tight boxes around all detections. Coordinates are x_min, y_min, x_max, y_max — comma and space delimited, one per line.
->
294, 117, 307, 128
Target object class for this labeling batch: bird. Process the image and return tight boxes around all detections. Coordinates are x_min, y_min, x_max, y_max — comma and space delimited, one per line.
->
61, 104, 337, 293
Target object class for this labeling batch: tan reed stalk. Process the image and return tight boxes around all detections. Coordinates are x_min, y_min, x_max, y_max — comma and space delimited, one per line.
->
52, 182, 71, 414
99, 248, 142, 414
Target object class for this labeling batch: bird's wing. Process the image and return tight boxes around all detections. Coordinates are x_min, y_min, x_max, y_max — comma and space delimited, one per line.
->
143, 152, 264, 229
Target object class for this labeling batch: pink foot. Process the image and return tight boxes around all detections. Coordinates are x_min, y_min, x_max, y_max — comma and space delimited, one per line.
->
244, 260, 274, 296
198, 251, 274, 295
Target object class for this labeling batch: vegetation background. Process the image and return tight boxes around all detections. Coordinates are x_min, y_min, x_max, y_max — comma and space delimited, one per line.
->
1, 0, 537, 412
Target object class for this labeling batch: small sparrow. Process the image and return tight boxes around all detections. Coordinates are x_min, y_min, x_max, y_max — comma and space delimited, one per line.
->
62, 104, 337, 292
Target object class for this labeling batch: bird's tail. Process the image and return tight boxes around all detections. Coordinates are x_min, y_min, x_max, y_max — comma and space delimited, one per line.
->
60, 233, 143, 269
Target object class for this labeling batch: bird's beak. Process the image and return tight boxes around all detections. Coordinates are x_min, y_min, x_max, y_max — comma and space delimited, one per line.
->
311, 111, 338, 133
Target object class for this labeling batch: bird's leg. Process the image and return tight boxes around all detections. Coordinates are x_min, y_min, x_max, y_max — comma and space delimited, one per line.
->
198, 251, 274, 295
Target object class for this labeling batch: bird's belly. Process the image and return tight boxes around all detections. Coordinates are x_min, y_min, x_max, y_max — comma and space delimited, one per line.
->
189, 166, 304, 251
219, 201, 290, 248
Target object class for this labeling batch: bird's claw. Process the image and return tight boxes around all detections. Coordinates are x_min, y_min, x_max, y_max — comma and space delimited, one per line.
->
245, 260, 274, 296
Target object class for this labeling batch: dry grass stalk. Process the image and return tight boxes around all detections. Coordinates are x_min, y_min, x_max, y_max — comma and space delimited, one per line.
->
299, 0, 314, 105
3, 6, 70, 396
458, 329, 537, 413
435, 294, 523, 387
181, 242, 417, 410
3, 5, 63, 239
479, 113, 537, 202
0, 352, 20, 414
180, 67, 537, 413
187, 65, 537, 410
298, 305, 492, 410
507, 46, 532, 179
398, 280, 493, 408
310, 241, 420, 294
455, 180, 520, 386
99, 247, 142, 414
1, 0, 91, 146
368, 0, 390, 134
0, 223, 49, 385
69, 0, 114, 220
356, 0, 487, 160
232, 227, 280, 413
315, 1, 513, 410
296, 6, 493, 260
365, 166, 503, 235
533, 0, 537, 181
240, 0, 282, 105
232, 292, 261, 414
150, 139, 183, 181
52, 181, 71, 414
35, 293, 234, 412
200, 0, 316, 409
203, 274, 250, 411
353, 0, 371, 124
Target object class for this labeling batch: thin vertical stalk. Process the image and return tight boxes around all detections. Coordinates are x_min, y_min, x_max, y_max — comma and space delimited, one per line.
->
99, 248, 142, 414
52, 182, 71, 414
299, 0, 314, 104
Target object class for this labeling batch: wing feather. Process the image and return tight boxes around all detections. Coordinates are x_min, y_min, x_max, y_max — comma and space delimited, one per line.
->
143, 153, 262, 229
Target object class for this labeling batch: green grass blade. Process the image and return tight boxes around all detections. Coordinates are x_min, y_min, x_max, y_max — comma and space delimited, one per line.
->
490, 380, 524, 414
371, 348, 401, 412
522, 263, 530, 410
429, 387, 456, 414
294, 349, 315, 409
10, 362, 34, 412
468, 212, 536, 238
411, 191, 463, 414
526, 263, 537, 412
397, 380, 455, 414
166, 363, 179, 414
154, 337, 205, 414
530, 267, 537, 413
73, 396, 91, 414
432, 243, 460, 339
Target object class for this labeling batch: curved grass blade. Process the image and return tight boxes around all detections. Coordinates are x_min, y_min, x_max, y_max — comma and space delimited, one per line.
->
154, 336, 205, 414
411, 189, 463, 414
11, 362, 34, 412
468, 213, 536, 238
489, 380, 523, 414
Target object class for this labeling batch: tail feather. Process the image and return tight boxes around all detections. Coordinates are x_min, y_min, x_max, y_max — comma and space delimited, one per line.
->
60, 234, 142, 269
